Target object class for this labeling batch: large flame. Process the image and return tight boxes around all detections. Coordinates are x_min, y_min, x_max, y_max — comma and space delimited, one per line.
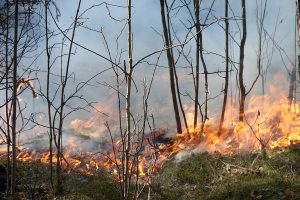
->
2, 83, 300, 182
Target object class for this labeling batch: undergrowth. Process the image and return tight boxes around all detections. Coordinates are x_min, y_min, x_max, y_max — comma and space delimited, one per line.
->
1, 147, 300, 199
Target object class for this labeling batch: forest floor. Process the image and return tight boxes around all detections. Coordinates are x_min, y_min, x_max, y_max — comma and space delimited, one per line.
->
1, 146, 300, 200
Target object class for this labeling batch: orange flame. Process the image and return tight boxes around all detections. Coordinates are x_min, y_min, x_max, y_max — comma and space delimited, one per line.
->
2, 83, 300, 183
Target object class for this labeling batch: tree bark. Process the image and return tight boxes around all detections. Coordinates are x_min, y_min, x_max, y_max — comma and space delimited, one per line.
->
193, 1, 210, 133
11, 0, 19, 196
288, 68, 296, 105
193, 0, 200, 130
56, 0, 82, 194
44, 0, 54, 188
173, 62, 189, 133
199, 12, 209, 133
218, 0, 229, 134
159, 0, 182, 133
5, 0, 11, 195
257, 0, 267, 97
239, 0, 247, 121
124, 0, 133, 199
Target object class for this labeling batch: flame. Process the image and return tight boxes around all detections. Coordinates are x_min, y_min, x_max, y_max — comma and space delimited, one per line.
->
70, 119, 95, 130
138, 157, 146, 177
1, 83, 300, 184
17, 78, 37, 98
169, 91, 300, 155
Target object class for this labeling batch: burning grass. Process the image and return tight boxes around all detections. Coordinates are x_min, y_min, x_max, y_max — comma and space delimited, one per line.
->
2, 90, 300, 187
2, 83, 300, 198
1, 147, 300, 199
10, 92, 300, 179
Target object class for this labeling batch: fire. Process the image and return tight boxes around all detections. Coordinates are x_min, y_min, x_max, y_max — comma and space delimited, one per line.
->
171, 91, 300, 154
1, 85, 300, 183
70, 119, 95, 130
138, 157, 146, 177
17, 78, 37, 98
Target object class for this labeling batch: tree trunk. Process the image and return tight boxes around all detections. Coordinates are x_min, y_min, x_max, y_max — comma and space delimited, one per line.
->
173, 62, 189, 133
199, 12, 209, 133
165, 1, 188, 133
159, 0, 182, 133
297, 0, 300, 88
257, 0, 267, 98
288, 67, 296, 105
11, 0, 19, 196
56, 129, 62, 195
193, 0, 200, 130
44, 0, 54, 188
239, 0, 247, 121
5, 0, 11, 195
193, 0, 210, 133
218, 0, 229, 134
56, 0, 82, 194
124, 0, 133, 199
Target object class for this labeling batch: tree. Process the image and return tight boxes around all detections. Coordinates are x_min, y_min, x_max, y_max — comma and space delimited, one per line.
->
3, 0, 12, 196
11, 0, 19, 195
238, 0, 262, 121
256, 0, 268, 96
124, 0, 133, 198
0, 0, 43, 196
195, 0, 212, 133
193, 0, 200, 130
297, 0, 300, 78
218, 0, 229, 134
159, 0, 182, 134
238, 0, 247, 122
55, 0, 82, 194
44, 0, 54, 188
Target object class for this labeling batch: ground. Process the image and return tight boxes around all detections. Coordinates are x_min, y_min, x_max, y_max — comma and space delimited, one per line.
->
1, 147, 300, 199
153, 147, 300, 200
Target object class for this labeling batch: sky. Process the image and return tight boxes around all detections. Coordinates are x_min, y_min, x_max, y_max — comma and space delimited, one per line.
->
0, 0, 298, 145
48, 0, 296, 121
